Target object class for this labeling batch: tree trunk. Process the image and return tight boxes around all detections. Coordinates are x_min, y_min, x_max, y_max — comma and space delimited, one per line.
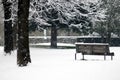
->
17, 0, 31, 66
2, 0, 13, 54
13, 20, 18, 50
106, 31, 111, 44
106, 22, 111, 44
51, 23, 57, 48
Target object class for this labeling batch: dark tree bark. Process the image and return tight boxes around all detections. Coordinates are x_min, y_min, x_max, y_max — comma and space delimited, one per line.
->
17, 0, 31, 66
106, 20, 112, 44
13, 20, 18, 50
51, 23, 57, 48
2, 0, 13, 54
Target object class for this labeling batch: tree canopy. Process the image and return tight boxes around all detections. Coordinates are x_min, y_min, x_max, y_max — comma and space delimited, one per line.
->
29, 0, 105, 35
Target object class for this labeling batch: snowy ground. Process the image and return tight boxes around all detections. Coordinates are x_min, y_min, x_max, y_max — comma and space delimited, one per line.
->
0, 46, 120, 80
30, 43, 75, 48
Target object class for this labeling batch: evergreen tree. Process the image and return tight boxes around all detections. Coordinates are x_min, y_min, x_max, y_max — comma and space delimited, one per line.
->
29, 0, 104, 47
17, 0, 31, 66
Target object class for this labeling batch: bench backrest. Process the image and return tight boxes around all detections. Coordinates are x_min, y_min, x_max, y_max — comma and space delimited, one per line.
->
75, 43, 110, 55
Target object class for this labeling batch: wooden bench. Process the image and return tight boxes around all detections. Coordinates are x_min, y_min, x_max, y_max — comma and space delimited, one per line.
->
75, 43, 114, 60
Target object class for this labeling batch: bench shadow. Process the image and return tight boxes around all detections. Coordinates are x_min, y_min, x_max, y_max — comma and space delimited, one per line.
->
77, 59, 107, 61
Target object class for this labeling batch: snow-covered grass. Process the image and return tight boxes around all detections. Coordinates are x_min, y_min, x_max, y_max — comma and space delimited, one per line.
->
30, 43, 75, 48
0, 46, 120, 80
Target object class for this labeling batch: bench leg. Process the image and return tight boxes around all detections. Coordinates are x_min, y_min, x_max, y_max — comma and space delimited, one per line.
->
111, 56, 113, 60
104, 55, 106, 60
75, 53, 77, 60
82, 54, 85, 60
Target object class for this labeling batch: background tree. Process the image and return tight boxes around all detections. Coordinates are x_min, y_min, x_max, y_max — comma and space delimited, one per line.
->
29, 0, 101, 48
96, 0, 120, 44
30, 0, 68, 48
12, 0, 18, 50
2, 0, 13, 54
0, 1, 4, 46
17, 0, 31, 66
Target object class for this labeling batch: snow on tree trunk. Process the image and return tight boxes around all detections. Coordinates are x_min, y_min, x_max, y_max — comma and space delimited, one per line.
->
17, 0, 31, 66
2, 0, 13, 54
